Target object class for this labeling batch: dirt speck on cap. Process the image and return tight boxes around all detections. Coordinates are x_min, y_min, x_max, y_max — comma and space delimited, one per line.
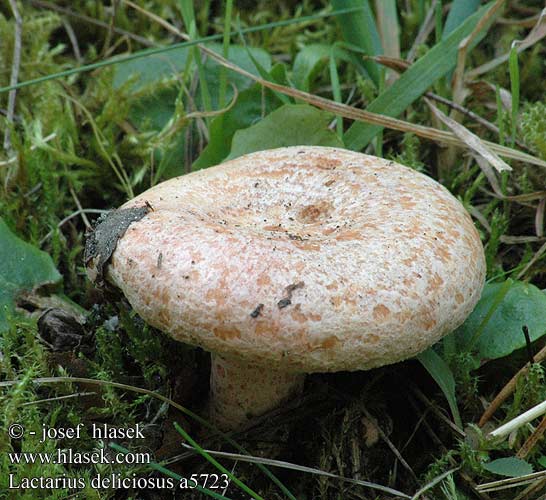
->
84, 206, 150, 286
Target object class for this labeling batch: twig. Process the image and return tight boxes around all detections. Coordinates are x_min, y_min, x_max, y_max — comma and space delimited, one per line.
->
411, 386, 465, 437
69, 184, 91, 229
477, 470, 546, 492
4, 0, 23, 153
513, 476, 546, 500
361, 407, 419, 483
427, 98, 511, 173
479, 344, 546, 426
39, 209, 107, 245
517, 414, 546, 459
61, 17, 82, 64
21, 392, 96, 406
488, 398, 546, 439
406, 396, 489, 500
468, 8, 546, 79
370, 55, 528, 149
516, 239, 546, 280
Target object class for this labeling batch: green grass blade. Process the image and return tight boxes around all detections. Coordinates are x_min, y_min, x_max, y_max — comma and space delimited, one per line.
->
219, 0, 234, 108
467, 279, 513, 351
329, 47, 343, 139
0, 6, 366, 95
416, 348, 463, 429
495, 84, 505, 146
443, 0, 481, 37
435, 0, 443, 43
174, 422, 265, 500
374, 0, 400, 60
235, 20, 290, 105
178, 1, 213, 122
509, 42, 520, 148
331, 0, 382, 86
344, 1, 495, 151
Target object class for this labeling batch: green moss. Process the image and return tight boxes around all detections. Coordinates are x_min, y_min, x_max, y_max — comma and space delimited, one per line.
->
520, 101, 546, 160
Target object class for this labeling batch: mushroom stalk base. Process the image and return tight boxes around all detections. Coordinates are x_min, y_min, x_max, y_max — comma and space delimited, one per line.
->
209, 354, 305, 430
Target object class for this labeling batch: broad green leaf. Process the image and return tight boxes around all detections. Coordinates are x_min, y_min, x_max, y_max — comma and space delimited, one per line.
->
483, 457, 533, 478
0, 218, 62, 332
453, 280, 546, 363
226, 104, 344, 161
292, 44, 353, 93
331, 0, 382, 85
192, 65, 285, 170
416, 348, 462, 428
443, 0, 481, 38
538, 456, 546, 469
344, 2, 494, 151
292, 44, 331, 92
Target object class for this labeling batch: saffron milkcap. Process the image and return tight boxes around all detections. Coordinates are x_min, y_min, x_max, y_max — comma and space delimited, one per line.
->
87, 146, 485, 429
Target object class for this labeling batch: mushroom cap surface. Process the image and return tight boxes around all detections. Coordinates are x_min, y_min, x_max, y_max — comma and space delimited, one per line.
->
106, 146, 485, 372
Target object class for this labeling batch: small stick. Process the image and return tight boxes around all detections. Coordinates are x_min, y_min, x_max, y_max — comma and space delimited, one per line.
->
69, 184, 91, 229
517, 240, 546, 280
361, 407, 419, 483
522, 326, 535, 365
516, 413, 546, 459
61, 17, 82, 64
536, 197, 546, 238
452, 0, 507, 105
479, 343, 546, 427
488, 398, 546, 439
411, 386, 465, 437
514, 476, 546, 500
5, 0, 23, 153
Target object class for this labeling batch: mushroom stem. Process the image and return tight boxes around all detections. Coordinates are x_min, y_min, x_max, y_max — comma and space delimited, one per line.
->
209, 353, 305, 430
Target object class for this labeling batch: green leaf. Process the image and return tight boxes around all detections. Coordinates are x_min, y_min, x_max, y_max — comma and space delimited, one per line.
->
344, 2, 494, 151
0, 218, 62, 332
113, 42, 272, 179
453, 280, 546, 363
331, 0, 382, 85
292, 44, 331, 92
192, 64, 286, 170
226, 104, 344, 161
483, 457, 533, 478
374, 0, 400, 60
416, 348, 462, 428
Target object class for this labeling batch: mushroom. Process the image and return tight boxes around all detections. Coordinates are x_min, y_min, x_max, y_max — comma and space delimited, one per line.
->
85, 146, 485, 429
